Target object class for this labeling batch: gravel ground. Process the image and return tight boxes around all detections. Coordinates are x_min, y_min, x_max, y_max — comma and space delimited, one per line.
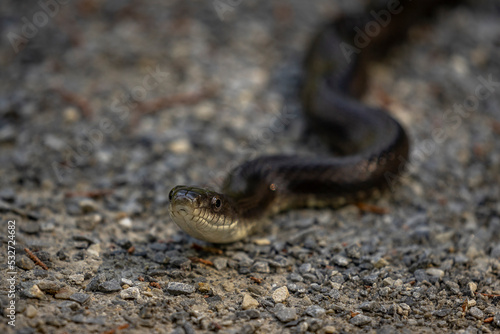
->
1, 1, 499, 333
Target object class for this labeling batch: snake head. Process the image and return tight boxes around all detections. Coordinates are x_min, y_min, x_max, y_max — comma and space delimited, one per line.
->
168, 185, 242, 243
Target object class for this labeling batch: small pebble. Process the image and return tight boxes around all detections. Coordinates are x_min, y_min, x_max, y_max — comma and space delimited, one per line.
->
76, 214, 102, 231
221, 281, 235, 292
469, 306, 484, 320
79, 199, 98, 213
363, 274, 378, 285
25, 304, 37, 318
349, 314, 372, 326
64, 106, 80, 122
345, 244, 362, 259
332, 255, 350, 267
16, 255, 35, 270
121, 278, 134, 286
99, 281, 122, 293
383, 277, 395, 287
373, 258, 389, 268
241, 293, 259, 310
57, 301, 80, 311
87, 244, 101, 257
118, 217, 133, 229
494, 313, 500, 328
299, 263, 312, 273
360, 301, 379, 312
24, 284, 45, 299
213, 257, 228, 270
434, 309, 450, 317
397, 303, 410, 316
169, 138, 191, 153
323, 326, 337, 333
305, 305, 326, 318
54, 286, 76, 299
120, 287, 140, 300
197, 282, 211, 293
251, 261, 270, 273
20, 222, 40, 234
274, 304, 297, 322
414, 269, 429, 282
253, 238, 271, 245
167, 282, 195, 295
69, 274, 85, 285
69, 293, 90, 304
425, 268, 444, 279
272, 286, 289, 303
232, 252, 254, 266
468, 282, 477, 294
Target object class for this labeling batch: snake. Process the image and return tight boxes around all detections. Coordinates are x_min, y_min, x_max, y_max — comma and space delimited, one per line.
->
168, 0, 457, 243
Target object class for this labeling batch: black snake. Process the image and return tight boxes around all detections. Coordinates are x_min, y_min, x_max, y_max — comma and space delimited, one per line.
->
168, 0, 458, 243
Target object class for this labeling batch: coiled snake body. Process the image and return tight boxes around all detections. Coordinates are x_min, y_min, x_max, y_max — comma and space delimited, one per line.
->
169, 1, 454, 243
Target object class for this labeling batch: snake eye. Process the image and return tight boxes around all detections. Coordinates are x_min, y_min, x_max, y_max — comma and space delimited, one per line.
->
168, 189, 174, 201
211, 196, 222, 212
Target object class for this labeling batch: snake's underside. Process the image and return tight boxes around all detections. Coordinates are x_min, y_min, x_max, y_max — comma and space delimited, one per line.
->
168, 0, 458, 243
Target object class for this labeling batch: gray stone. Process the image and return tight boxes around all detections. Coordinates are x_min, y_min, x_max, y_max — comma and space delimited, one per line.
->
469, 306, 484, 320
72, 234, 99, 245
57, 301, 80, 311
445, 281, 460, 295
299, 263, 312, 273
494, 313, 500, 328
69, 293, 90, 304
54, 286, 76, 299
290, 272, 304, 282
76, 214, 102, 231
0, 188, 15, 201
20, 222, 40, 234
413, 269, 429, 282
232, 252, 253, 266
213, 257, 228, 270
121, 278, 134, 286
305, 305, 326, 318
23, 284, 45, 299
274, 304, 297, 323
98, 280, 121, 293
86, 273, 106, 292
425, 268, 444, 279
251, 261, 270, 273
37, 279, 65, 294
345, 244, 362, 259
349, 314, 372, 326
332, 255, 350, 267
167, 282, 195, 295
79, 199, 98, 213
433, 309, 451, 317
329, 289, 341, 300
363, 274, 379, 285
360, 301, 379, 312
16, 255, 35, 270
490, 244, 500, 258
120, 287, 140, 300
245, 309, 260, 319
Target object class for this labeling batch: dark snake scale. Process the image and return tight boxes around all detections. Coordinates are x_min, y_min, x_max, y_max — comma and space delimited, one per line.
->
168, 0, 458, 243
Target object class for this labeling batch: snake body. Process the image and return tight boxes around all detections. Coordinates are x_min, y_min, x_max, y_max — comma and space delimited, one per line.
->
169, 1, 455, 243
